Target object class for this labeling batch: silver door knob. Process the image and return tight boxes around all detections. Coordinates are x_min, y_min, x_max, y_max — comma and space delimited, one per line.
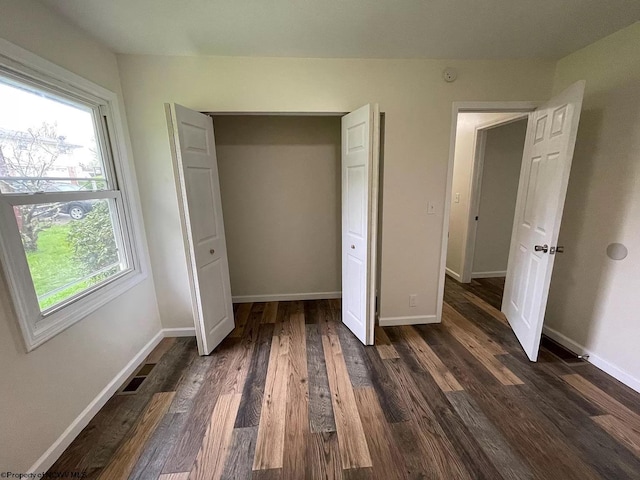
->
209, 249, 215, 255
534, 244, 549, 253
350, 245, 355, 249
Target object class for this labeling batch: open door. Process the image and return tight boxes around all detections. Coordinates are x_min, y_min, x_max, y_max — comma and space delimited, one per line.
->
341, 104, 380, 346
502, 81, 585, 361
166, 103, 235, 355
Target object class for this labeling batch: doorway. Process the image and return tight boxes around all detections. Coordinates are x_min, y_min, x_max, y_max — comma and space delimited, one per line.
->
445, 111, 529, 323
445, 112, 529, 285
438, 82, 585, 361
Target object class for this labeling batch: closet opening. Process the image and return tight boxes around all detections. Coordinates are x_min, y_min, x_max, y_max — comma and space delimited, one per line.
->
211, 114, 344, 305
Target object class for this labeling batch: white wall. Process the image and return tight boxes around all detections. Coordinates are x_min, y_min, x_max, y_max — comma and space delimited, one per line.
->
472, 119, 527, 276
213, 115, 341, 299
117, 54, 556, 327
545, 22, 640, 391
0, 0, 161, 471
446, 112, 524, 279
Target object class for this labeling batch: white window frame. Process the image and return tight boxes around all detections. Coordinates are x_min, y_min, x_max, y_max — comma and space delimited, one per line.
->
0, 39, 148, 351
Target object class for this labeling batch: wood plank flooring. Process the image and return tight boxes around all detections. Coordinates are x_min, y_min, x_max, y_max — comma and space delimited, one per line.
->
49, 277, 640, 479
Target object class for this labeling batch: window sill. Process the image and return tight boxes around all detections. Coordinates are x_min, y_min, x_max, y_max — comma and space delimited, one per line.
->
23, 268, 148, 352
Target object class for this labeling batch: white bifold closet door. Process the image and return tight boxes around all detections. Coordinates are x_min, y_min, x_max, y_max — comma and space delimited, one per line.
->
341, 104, 380, 346
166, 103, 235, 356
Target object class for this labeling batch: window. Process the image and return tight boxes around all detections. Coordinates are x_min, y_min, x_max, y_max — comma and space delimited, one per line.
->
0, 43, 146, 351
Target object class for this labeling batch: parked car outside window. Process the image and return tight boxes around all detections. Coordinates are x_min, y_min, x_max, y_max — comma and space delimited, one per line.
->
51, 183, 97, 220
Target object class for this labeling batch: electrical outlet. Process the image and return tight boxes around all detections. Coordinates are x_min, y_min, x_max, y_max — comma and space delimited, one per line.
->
409, 294, 417, 307
455, 193, 460, 203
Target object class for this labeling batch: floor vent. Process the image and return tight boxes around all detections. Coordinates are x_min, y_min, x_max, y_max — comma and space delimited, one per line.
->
118, 363, 156, 395
541, 335, 586, 365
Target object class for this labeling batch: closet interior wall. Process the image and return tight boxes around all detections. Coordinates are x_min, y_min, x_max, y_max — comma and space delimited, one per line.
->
212, 115, 342, 301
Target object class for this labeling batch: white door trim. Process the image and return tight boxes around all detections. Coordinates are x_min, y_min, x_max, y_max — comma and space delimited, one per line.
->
460, 124, 488, 283
205, 111, 348, 116
437, 101, 539, 322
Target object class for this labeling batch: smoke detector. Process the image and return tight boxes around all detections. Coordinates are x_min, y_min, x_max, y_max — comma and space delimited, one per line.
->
443, 68, 457, 83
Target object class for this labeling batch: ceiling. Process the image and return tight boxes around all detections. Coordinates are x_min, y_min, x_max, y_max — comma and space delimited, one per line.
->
38, 0, 640, 59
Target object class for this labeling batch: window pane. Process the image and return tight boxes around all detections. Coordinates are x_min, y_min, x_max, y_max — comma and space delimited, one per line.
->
14, 199, 127, 311
0, 78, 108, 193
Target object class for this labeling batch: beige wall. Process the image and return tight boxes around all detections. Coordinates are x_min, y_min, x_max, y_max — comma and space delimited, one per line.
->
472, 119, 527, 275
0, 2, 636, 471
0, 0, 161, 471
546, 22, 640, 389
446, 112, 524, 278
213, 115, 341, 298
118, 54, 556, 326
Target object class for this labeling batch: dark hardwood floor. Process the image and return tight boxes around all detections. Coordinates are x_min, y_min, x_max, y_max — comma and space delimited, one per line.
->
446, 276, 506, 310
48, 279, 640, 479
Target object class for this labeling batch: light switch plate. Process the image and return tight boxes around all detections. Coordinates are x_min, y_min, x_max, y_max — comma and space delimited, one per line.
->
427, 202, 436, 215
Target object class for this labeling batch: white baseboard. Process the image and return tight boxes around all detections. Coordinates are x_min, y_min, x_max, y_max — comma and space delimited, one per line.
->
28, 330, 165, 474
471, 270, 507, 279
542, 326, 584, 355
379, 314, 439, 327
445, 268, 462, 282
232, 291, 341, 303
543, 326, 640, 394
163, 327, 196, 337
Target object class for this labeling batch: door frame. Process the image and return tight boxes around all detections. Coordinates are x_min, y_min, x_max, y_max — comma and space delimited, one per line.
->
460, 113, 529, 283
437, 101, 538, 322
176, 108, 383, 329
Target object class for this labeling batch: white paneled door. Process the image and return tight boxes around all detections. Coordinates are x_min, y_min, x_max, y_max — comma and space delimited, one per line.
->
341, 104, 380, 345
166, 104, 235, 355
502, 81, 585, 361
